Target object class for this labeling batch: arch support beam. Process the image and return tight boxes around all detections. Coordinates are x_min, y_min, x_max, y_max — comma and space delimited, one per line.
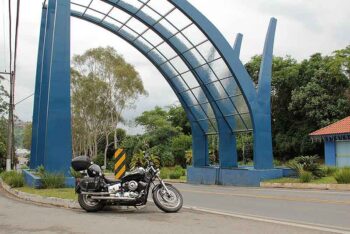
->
30, 0, 72, 175
252, 18, 277, 169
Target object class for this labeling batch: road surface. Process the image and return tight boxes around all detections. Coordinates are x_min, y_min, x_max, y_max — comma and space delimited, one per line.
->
175, 183, 350, 233
0, 186, 337, 234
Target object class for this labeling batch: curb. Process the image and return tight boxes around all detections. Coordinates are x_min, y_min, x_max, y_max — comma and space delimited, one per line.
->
163, 179, 187, 184
0, 179, 80, 209
261, 182, 350, 191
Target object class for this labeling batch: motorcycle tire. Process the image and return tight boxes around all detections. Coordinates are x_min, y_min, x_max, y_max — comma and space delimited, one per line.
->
78, 194, 104, 212
153, 184, 183, 213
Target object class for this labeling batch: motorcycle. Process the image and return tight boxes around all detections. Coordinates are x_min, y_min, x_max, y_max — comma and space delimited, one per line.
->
71, 153, 183, 213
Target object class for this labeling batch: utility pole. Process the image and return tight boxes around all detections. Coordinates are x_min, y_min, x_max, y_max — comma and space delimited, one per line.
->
6, 71, 14, 171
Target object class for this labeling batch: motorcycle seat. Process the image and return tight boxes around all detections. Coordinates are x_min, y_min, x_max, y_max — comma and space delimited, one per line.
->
104, 177, 120, 184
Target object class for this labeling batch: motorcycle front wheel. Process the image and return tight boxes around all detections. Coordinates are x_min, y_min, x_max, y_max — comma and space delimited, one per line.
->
153, 184, 183, 213
78, 194, 104, 212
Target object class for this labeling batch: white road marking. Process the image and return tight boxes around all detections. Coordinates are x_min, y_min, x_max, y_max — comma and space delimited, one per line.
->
184, 205, 350, 234
176, 183, 350, 196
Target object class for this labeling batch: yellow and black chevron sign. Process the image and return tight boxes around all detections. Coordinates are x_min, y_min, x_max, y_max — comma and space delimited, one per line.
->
114, 148, 126, 179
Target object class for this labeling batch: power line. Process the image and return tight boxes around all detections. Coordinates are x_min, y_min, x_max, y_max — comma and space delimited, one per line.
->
15, 93, 33, 106
2, 1, 8, 72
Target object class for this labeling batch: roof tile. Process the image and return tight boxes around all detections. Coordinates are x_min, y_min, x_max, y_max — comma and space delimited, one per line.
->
310, 116, 350, 136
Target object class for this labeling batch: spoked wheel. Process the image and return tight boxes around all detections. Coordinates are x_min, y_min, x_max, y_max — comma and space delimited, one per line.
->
153, 184, 183, 213
78, 194, 104, 212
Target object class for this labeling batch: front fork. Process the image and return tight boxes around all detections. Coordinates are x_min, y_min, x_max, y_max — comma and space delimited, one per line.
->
155, 175, 171, 194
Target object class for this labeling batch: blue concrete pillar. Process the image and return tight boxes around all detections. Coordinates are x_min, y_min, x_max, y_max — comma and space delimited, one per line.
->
30, 6, 47, 169
35, 0, 57, 169
217, 118, 237, 168
43, 0, 72, 174
31, 0, 72, 175
324, 141, 336, 166
252, 18, 277, 170
192, 123, 209, 167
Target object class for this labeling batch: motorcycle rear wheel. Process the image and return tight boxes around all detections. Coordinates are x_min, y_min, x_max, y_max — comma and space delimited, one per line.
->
78, 194, 104, 212
153, 184, 183, 213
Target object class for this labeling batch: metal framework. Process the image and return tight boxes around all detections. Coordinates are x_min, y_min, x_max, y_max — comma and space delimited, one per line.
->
30, 0, 277, 175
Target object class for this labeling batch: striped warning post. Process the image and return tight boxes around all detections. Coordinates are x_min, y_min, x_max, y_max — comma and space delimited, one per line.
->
114, 148, 126, 179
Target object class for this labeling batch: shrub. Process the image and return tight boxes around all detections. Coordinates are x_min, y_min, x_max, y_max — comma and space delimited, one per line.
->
334, 167, 350, 184
70, 167, 83, 179
160, 168, 170, 179
321, 166, 338, 176
169, 170, 182, 179
287, 160, 304, 176
41, 173, 65, 189
1, 171, 24, 188
37, 165, 45, 177
174, 165, 185, 176
299, 171, 313, 183
287, 155, 325, 178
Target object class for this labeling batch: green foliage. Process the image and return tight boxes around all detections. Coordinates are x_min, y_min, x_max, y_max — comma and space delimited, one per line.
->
287, 155, 324, 178
168, 105, 191, 135
321, 166, 338, 177
334, 167, 350, 184
245, 48, 350, 160
71, 46, 147, 158
185, 150, 192, 165
23, 123, 32, 150
170, 135, 192, 167
299, 171, 313, 183
169, 170, 182, 179
41, 173, 65, 189
160, 167, 170, 179
70, 167, 83, 179
0, 118, 8, 170
174, 165, 186, 176
1, 171, 24, 188
34, 165, 65, 188
36, 165, 45, 177
94, 153, 105, 167
129, 150, 160, 169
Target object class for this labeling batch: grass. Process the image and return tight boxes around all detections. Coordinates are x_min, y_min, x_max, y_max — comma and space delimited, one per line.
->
264, 176, 337, 184
17, 186, 76, 200
0, 171, 24, 188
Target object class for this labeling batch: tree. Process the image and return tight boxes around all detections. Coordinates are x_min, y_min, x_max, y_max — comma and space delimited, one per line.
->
135, 106, 182, 167
245, 46, 350, 161
0, 80, 8, 170
23, 123, 32, 150
170, 134, 192, 167
168, 105, 191, 135
71, 47, 147, 164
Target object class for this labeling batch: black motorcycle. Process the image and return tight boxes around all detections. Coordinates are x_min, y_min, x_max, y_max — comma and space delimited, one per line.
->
71, 154, 183, 213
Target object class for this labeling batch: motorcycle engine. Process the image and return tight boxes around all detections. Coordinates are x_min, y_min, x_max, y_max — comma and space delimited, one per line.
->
108, 183, 121, 194
125, 181, 138, 191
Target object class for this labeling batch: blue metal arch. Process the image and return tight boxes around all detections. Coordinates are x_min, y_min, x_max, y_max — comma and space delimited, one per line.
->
31, 0, 276, 174
74, 0, 241, 167
70, 10, 210, 166
171, 0, 277, 169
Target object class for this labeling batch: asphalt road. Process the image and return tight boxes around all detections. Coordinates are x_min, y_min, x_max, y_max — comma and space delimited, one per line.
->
174, 183, 350, 233
0, 186, 335, 234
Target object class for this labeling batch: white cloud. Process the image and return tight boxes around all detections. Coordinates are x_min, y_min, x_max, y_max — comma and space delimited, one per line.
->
1, 0, 349, 134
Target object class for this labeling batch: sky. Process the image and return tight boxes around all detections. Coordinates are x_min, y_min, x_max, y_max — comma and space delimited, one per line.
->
0, 0, 349, 134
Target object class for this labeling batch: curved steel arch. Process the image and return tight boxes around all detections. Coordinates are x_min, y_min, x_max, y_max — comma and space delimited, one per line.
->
71, 10, 210, 166
172, 0, 277, 169
30, 0, 276, 176
71, 0, 245, 167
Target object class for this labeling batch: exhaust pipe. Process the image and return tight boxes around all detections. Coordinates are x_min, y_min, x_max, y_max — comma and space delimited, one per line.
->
81, 192, 110, 196
90, 196, 136, 201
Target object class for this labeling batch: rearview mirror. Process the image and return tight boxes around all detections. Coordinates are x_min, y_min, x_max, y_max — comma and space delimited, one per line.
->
101, 166, 106, 170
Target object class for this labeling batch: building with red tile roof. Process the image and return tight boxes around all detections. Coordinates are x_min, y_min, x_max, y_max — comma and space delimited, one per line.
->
309, 116, 350, 167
